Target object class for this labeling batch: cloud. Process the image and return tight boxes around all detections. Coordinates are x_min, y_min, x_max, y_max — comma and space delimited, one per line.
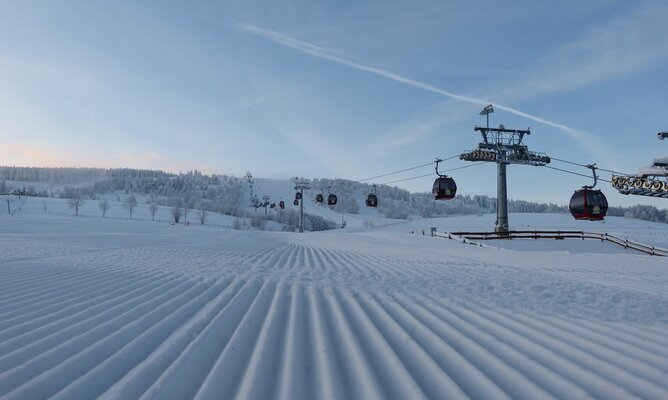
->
0, 143, 69, 167
274, 121, 361, 178
0, 143, 218, 174
372, 101, 476, 154
237, 93, 289, 107
234, 22, 603, 155
497, 2, 668, 102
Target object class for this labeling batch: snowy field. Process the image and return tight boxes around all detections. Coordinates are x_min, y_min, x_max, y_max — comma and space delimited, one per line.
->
1, 198, 668, 399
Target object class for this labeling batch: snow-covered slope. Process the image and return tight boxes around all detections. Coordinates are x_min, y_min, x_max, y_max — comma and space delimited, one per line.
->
1, 199, 667, 399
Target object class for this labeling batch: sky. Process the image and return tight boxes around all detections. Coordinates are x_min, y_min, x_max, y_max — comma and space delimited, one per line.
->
0, 0, 667, 207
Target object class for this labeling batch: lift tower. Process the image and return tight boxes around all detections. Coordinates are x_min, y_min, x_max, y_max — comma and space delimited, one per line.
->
293, 178, 311, 233
460, 105, 551, 233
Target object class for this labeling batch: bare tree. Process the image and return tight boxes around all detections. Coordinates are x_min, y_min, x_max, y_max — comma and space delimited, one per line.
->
99, 198, 110, 218
171, 206, 182, 223
123, 195, 137, 219
183, 205, 190, 224
197, 208, 208, 225
68, 195, 84, 216
149, 202, 159, 221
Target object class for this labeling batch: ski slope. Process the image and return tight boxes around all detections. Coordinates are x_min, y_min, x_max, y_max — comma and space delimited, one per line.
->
1, 199, 668, 399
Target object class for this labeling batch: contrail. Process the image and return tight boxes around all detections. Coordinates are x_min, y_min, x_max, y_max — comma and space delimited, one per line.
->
234, 22, 601, 151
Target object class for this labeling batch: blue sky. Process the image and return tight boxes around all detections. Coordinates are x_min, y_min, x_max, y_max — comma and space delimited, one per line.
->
1, 0, 667, 206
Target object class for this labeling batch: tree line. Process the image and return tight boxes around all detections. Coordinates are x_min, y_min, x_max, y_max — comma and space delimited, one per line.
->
3, 167, 668, 225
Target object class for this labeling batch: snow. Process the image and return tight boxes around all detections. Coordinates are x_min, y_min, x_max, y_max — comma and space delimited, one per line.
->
1, 197, 667, 399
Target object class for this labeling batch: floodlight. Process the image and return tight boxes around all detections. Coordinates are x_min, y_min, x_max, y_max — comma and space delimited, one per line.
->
479, 104, 494, 116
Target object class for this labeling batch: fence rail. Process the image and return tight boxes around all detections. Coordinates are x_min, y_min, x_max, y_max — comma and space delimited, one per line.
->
434, 230, 668, 257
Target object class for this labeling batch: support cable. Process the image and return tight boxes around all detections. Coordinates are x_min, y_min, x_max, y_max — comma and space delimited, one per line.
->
541, 165, 613, 184
550, 157, 629, 176
380, 162, 486, 186
357, 154, 460, 182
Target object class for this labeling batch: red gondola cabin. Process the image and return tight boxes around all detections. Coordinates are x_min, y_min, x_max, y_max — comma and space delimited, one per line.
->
432, 177, 457, 200
569, 189, 608, 221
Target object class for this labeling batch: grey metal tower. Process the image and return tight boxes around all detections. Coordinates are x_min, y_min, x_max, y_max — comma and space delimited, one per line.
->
293, 178, 310, 233
460, 105, 551, 232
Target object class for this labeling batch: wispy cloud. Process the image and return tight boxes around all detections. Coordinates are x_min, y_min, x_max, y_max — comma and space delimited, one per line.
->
233, 22, 602, 154
237, 93, 289, 107
0, 143, 69, 167
0, 143, 219, 175
372, 101, 475, 154
496, 2, 668, 103
274, 121, 362, 178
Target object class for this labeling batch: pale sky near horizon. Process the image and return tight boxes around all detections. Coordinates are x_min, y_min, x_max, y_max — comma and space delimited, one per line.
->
0, 1, 667, 206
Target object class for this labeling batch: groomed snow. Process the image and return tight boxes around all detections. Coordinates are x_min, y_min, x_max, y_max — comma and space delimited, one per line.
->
1, 198, 667, 399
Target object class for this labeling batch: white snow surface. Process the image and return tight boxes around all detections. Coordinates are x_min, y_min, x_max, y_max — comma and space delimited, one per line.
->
1, 197, 668, 399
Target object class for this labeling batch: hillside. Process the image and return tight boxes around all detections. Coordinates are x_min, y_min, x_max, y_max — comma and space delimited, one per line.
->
2, 166, 667, 231
1, 202, 667, 399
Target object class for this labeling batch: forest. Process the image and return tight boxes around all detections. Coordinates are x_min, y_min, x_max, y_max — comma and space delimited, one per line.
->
2, 166, 668, 225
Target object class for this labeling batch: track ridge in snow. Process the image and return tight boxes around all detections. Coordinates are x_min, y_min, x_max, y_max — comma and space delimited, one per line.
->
1, 215, 668, 399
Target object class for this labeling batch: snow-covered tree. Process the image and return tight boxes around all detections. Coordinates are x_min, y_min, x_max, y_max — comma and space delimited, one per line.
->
196, 202, 208, 225
171, 206, 182, 223
99, 198, 110, 218
149, 202, 159, 221
123, 195, 138, 219
67, 195, 84, 216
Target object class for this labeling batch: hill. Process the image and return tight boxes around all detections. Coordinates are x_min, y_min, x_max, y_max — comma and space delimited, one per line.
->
1, 166, 668, 230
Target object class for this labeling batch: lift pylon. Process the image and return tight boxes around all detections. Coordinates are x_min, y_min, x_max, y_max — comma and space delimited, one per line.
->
459, 105, 550, 232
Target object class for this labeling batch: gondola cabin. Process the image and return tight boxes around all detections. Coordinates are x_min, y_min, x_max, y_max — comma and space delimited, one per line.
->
293, 199, 299, 206
295, 192, 302, 200
279, 201, 285, 209
366, 194, 378, 207
432, 177, 457, 200
327, 194, 337, 206
569, 189, 608, 221
316, 193, 324, 203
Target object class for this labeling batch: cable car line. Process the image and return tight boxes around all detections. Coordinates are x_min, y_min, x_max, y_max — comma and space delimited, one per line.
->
380, 172, 433, 185
550, 157, 628, 176
357, 154, 459, 183
589, 166, 628, 176
380, 162, 486, 186
358, 162, 434, 182
442, 162, 487, 173
541, 165, 613, 184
